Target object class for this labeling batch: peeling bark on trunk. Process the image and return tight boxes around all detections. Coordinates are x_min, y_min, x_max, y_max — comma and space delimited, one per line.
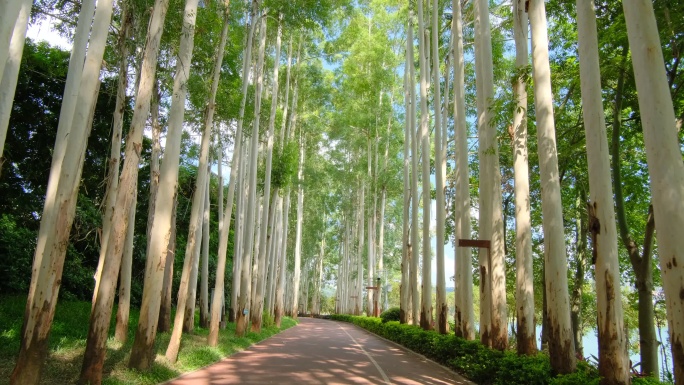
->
115, 185, 137, 343
623, 1, 684, 381
124, 0, 181, 369
407, 13, 420, 326
512, 0, 535, 356
431, 0, 447, 335
529, 0, 576, 374
236, 5, 265, 337
450, 0, 473, 339
416, 0, 432, 332
158, 196, 178, 333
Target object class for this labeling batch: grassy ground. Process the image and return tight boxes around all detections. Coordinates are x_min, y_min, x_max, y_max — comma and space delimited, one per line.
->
0, 296, 297, 385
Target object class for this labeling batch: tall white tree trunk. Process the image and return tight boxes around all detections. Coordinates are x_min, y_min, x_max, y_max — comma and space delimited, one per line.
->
123, 0, 182, 369
512, 0, 536, 356
253, 15, 282, 332
407, 12, 420, 326
237, 8, 266, 336
474, 0, 507, 349
0, 0, 32, 169
416, 0, 432, 331
293, 132, 306, 318
400, 40, 411, 323
210, 0, 256, 343
576, 2, 629, 382
431, 0, 447, 334
367, 138, 375, 316
93, 3, 132, 308
528, 0, 576, 373
622, 1, 684, 382
451, 0, 473, 339
10, 0, 107, 382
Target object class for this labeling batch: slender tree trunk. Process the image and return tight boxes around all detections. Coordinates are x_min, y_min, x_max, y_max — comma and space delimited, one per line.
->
452, 0, 473, 339
400, 43, 411, 323
11, 0, 97, 377
512, 0, 535, 355
416, 0, 432, 331
623, 1, 684, 382
236, 6, 266, 336
576, 3, 629, 382
293, 132, 306, 318
430, 0, 447, 334
93, 2, 132, 309
474, 0, 507, 350
253, 15, 282, 332
529, 0, 576, 374
0, 0, 32, 172
124, 0, 181, 369
158, 196, 178, 333
408, 12, 420, 326
10, 0, 108, 381
200, 169, 210, 328
115, 181, 137, 343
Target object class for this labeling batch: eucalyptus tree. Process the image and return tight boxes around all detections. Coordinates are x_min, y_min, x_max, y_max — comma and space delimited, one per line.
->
400, 35, 411, 324
200, 174, 210, 328
623, 1, 684, 381
0, 0, 32, 171
114, 181, 137, 343
96, 0, 133, 315
123, 0, 179, 369
252, 14, 283, 332
511, 0, 535, 355
408, 11, 420, 325
528, 0, 575, 374
473, 0, 507, 349
11, 0, 113, 382
213, 0, 257, 342
451, 0, 473, 340
237, 7, 267, 336
431, 0, 447, 334
415, 0, 432, 331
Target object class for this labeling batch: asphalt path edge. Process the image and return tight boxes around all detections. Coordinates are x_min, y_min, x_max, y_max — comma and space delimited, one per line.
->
329, 319, 476, 385
159, 319, 302, 385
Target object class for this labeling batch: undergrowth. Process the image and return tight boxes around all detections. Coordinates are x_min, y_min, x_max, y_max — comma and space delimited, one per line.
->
329, 314, 670, 385
0, 296, 297, 385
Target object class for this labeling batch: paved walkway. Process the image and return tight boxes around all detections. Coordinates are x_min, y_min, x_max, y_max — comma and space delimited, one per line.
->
164, 318, 473, 385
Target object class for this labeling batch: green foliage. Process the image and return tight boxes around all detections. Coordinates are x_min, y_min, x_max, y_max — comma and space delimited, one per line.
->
272, 139, 300, 189
379, 307, 400, 323
330, 315, 671, 385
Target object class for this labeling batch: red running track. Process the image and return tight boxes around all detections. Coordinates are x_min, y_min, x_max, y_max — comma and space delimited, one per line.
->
164, 317, 473, 385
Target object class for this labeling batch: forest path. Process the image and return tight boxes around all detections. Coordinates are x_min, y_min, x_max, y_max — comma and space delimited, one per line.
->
162, 317, 473, 385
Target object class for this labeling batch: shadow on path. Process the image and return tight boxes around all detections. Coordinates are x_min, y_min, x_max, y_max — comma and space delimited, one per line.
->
163, 318, 473, 385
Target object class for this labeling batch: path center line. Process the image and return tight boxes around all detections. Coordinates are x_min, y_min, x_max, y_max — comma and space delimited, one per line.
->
338, 324, 392, 385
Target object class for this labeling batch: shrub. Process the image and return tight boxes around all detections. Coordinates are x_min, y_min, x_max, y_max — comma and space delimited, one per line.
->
329, 314, 671, 385
379, 307, 401, 323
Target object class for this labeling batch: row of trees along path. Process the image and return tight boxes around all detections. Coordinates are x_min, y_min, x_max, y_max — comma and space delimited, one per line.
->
0, 0, 682, 385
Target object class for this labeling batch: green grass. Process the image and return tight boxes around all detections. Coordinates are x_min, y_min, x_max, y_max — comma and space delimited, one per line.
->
0, 296, 297, 385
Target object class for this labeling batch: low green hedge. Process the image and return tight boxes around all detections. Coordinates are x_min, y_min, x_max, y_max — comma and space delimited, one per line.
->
329, 314, 668, 385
